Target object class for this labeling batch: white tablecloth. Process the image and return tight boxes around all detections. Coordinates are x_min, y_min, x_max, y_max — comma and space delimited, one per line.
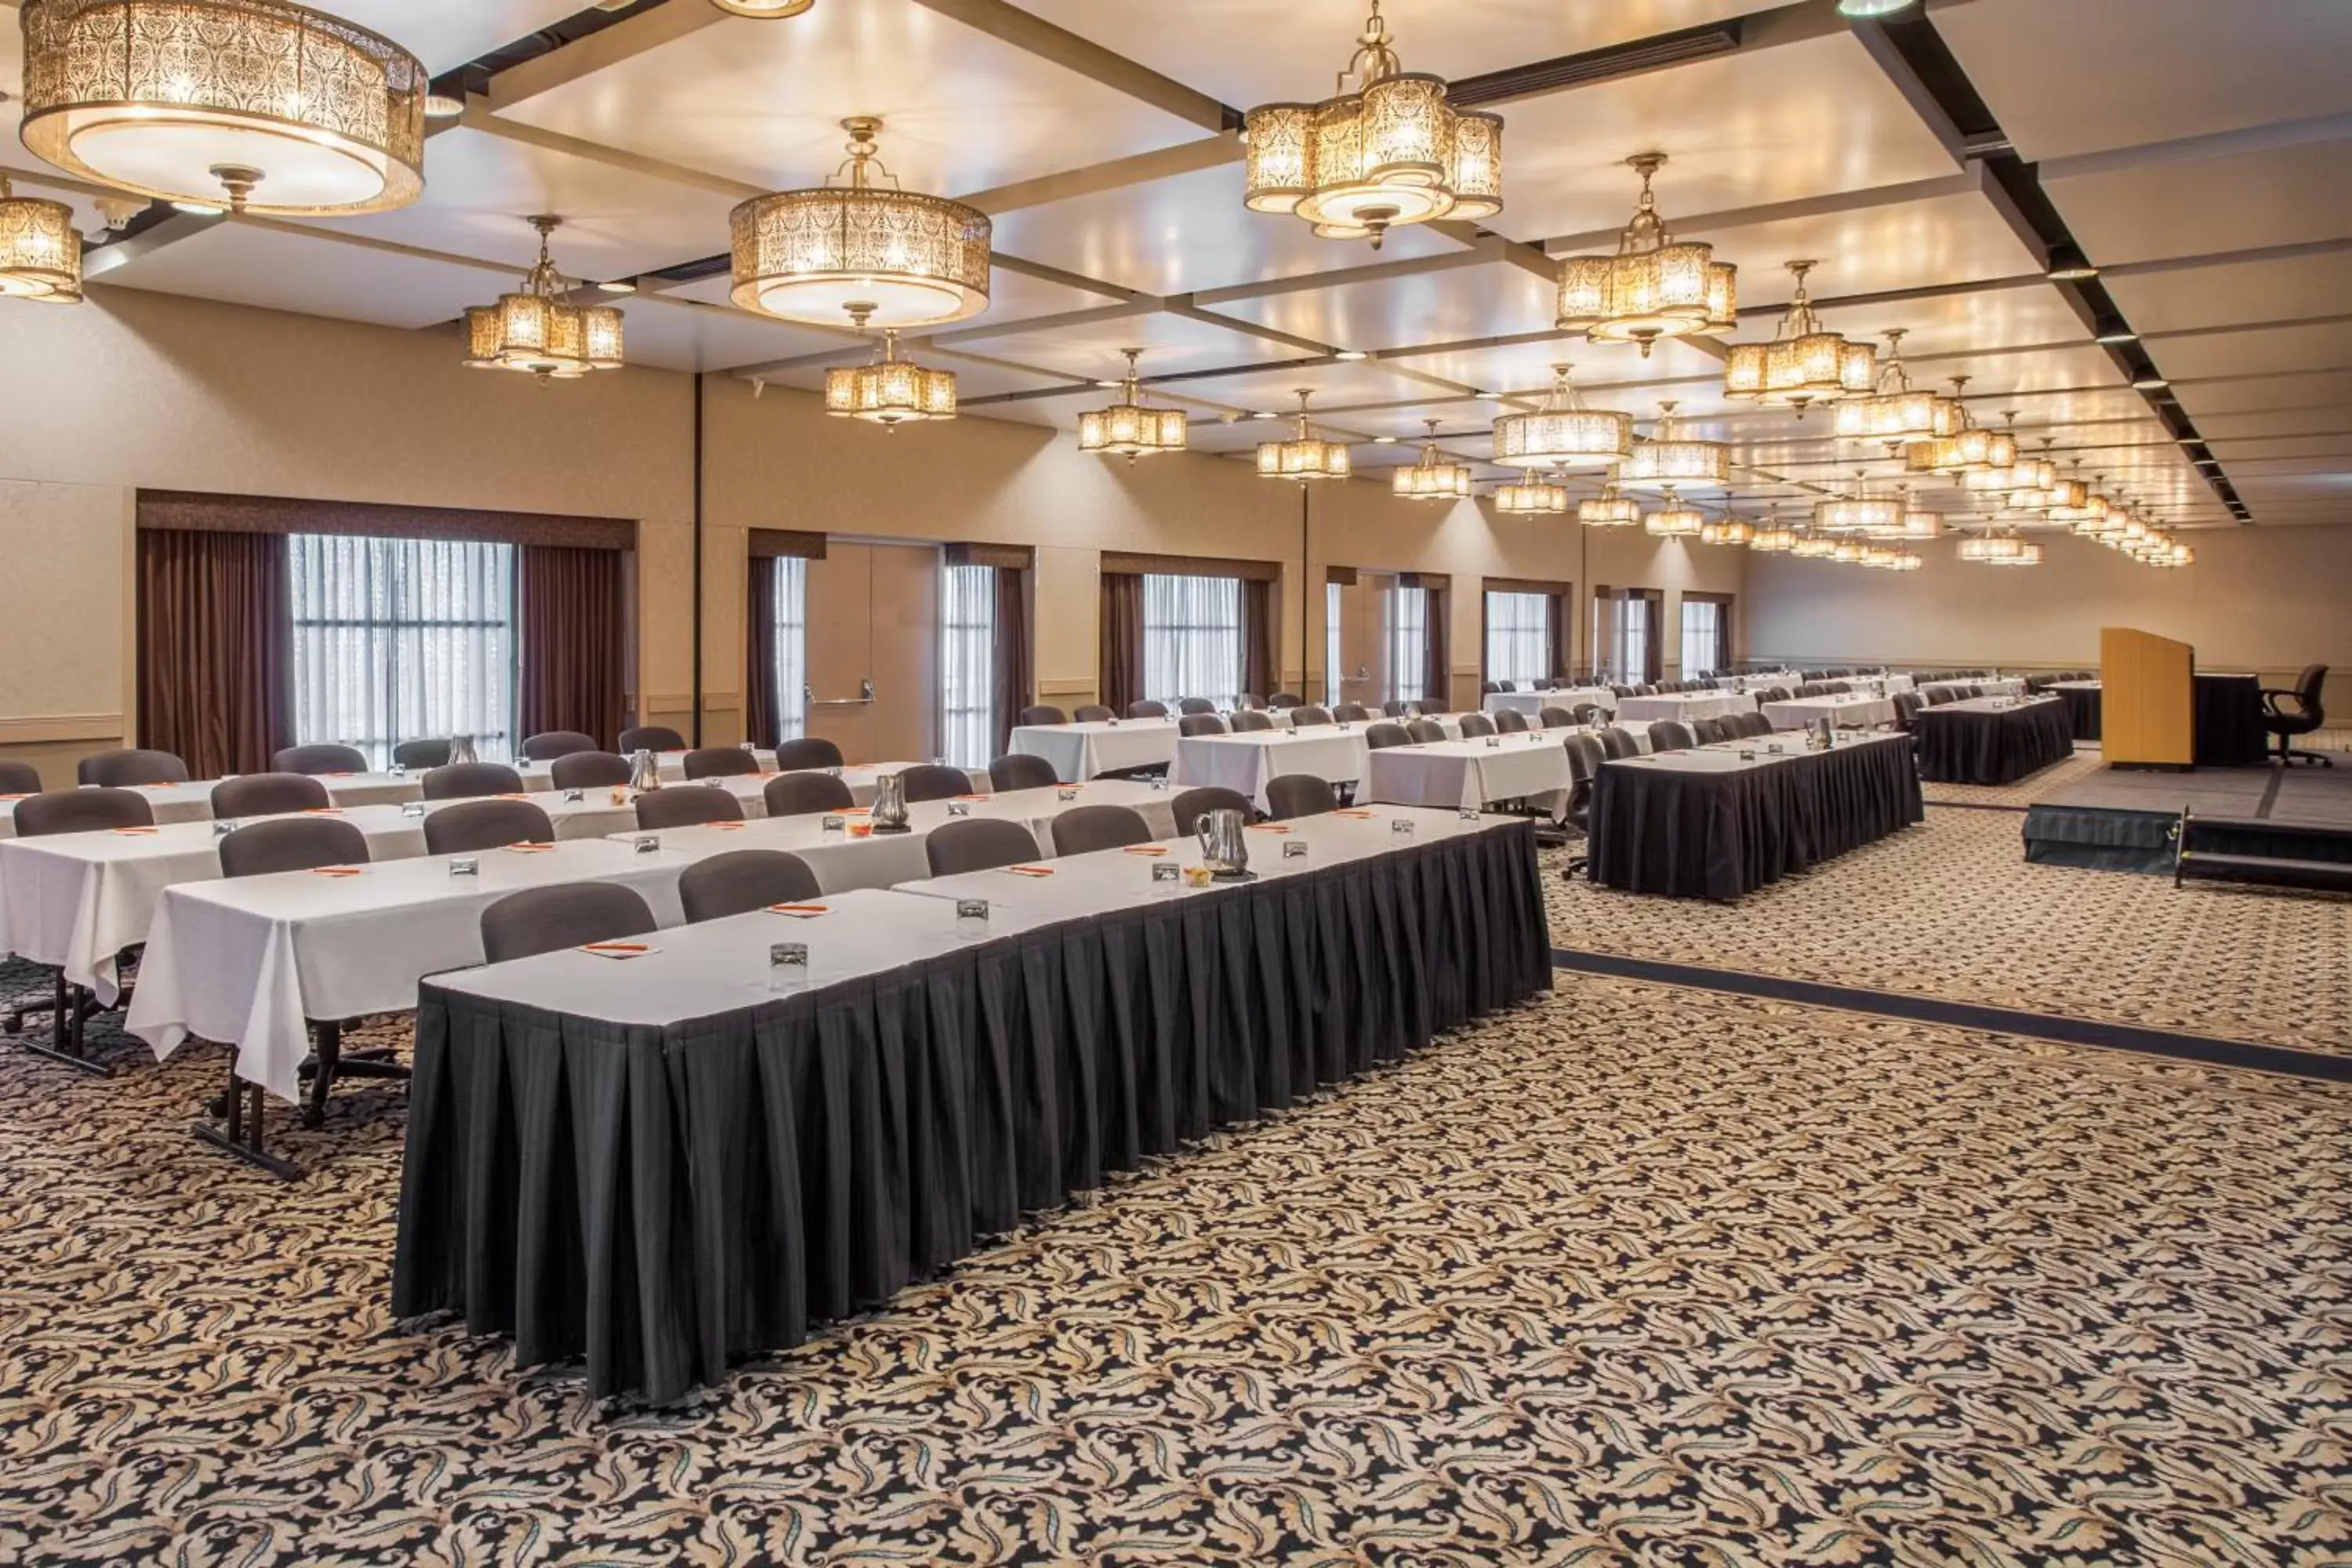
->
1481, 687, 1617, 719
1169, 729, 1371, 810
1761, 694, 1900, 731
0, 772, 430, 841
1712, 673, 1801, 694
1615, 691, 1758, 724
129, 838, 696, 1102
1360, 734, 1574, 821
1007, 720, 1179, 782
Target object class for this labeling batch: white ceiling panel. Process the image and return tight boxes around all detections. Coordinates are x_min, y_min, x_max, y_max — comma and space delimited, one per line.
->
92, 221, 503, 330
1939, 0, 2352, 163
1201, 259, 1561, 357
2156, 321, 2352, 382
2106, 252, 2352, 335
2049, 134, 2352, 268
311, 3, 586, 77
986, 162, 1468, 299
2196, 408, 2352, 441
1777, 281, 2090, 359
1898, 343, 2125, 398
1693, 191, 2042, 314
1385, 337, 1726, 401
495, 1, 1204, 199
614, 297, 866, 376
2204, 434, 2352, 462
943, 310, 1300, 381
2174, 371, 2352, 421
1165, 358, 1464, 415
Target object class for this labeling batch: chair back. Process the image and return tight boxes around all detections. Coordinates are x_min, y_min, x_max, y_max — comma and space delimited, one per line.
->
989, 753, 1059, 792
551, 751, 632, 790
896, 764, 971, 804
1538, 707, 1573, 729
14, 786, 154, 836
678, 849, 820, 923
1563, 733, 1606, 784
1493, 710, 1530, 734
765, 771, 855, 817
423, 799, 554, 855
1171, 786, 1252, 835
1268, 691, 1303, 707
1127, 700, 1169, 719
393, 739, 452, 771
219, 817, 368, 878
1690, 718, 1725, 745
2298, 664, 2328, 713
1016, 705, 1068, 728
683, 746, 760, 780
480, 884, 656, 966
1290, 704, 1334, 727
1178, 697, 1217, 716
1073, 705, 1116, 723
422, 762, 525, 800
1265, 775, 1338, 820
272, 743, 368, 776
771, 737, 846, 771
1178, 713, 1228, 738
1598, 728, 1641, 760
0, 760, 38, 795
211, 772, 331, 818
1648, 720, 1697, 753
1479, 681, 1502, 695
636, 786, 745, 830
1405, 719, 1447, 744
1382, 700, 1410, 717
79, 748, 190, 787
1232, 710, 1276, 733
924, 817, 1039, 876
1569, 704, 1602, 725
1334, 703, 1371, 723
1051, 804, 1152, 856
521, 731, 599, 761
619, 726, 685, 754
1364, 722, 1410, 750
1457, 713, 1496, 739
1893, 692, 1924, 730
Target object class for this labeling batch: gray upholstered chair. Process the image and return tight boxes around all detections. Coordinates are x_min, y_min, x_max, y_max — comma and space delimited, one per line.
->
635, 786, 744, 830
1382, 700, 1411, 717
924, 818, 1039, 877
1127, 700, 1169, 719
1648, 720, 1697, 753
679, 850, 820, 922
1364, 722, 1410, 750
1265, 775, 1338, 820
1598, 728, 1641, 760
271, 744, 368, 775
1570, 704, 1603, 725
896, 764, 971, 804
521, 731, 599, 761
1232, 710, 1276, 733
16, 786, 153, 836
1334, 703, 1371, 723
78, 748, 189, 787
1050, 804, 1152, 856
1405, 719, 1447, 744
0, 760, 39, 794
1016, 706, 1067, 728
392, 739, 452, 771
1171, 786, 1252, 835
619, 726, 686, 754
989, 753, 1059, 792
1290, 704, 1334, 727
764, 771, 855, 817
551, 751, 632, 790
1538, 707, 1574, 729
211, 772, 331, 818
421, 762, 525, 800
772, 737, 846, 771
480, 884, 656, 966
1493, 710, 1530, 734
217, 817, 368, 878
682, 746, 760, 780
1179, 713, 1228, 737
1457, 713, 1496, 739
423, 799, 553, 855
1178, 698, 1218, 716
1268, 691, 1303, 707
1073, 705, 1116, 723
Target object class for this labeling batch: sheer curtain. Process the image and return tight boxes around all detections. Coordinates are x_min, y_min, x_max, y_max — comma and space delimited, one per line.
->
1143, 574, 1243, 706
939, 562, 997, 767
1387, 583, 1428, 702
1484, 591, 1549, 688
1680, 597, 1726, 675
289, 534, 515, 767
1324, 581, 1343, 706
771, 555, 808, 742
1620, 595, 1652, 685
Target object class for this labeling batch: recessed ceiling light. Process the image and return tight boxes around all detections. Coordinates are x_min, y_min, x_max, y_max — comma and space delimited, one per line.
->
2132, 376, 2170, 390
1837, 0, 1922, 15
1334, 350, 1369, 361
1094, 379, 1121, 389
424, 92, 466, 121
170, 199, 226, 216
597, 278, 638, 295
1373, 434, 1399, 444
2046, 247, 2100, 282
2095, 328, 2138, 345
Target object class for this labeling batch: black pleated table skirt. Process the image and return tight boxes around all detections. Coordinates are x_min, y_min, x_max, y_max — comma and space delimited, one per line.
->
1916, 699, 2076, 786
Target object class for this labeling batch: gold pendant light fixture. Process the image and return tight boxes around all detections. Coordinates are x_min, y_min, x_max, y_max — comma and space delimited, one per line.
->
1258, 390, 1352, 482
0, 176, 83, 303
1960, 413, 2038, 494
19, 0, 427, 216
1079, 350, 1188, 462
1494, 470, 1570, 515
1832, 329, 1958, 444
710, 0, 813, 14
463, 216, 624, 382
1620, 399, 1730, 492
1242, 0, 1502, 250
1700, 513, 1753, 547
731, 118, 991, 329
1555, 154, 1735, 358
1904, 378, 2018, 477
826, 329, 957, 427
1643, 488, 1705, 537
1958, 529, 2041, 566
1749, 506, 1797, 552
1791, 529, 1838, 559
1493, 364, 1632, 470
1577, 485, 1642, 528
2049, 467, 2114, 532
1898, 487, 1944, 540
1393, 419, 1473, 501
1815, 470, 1902, 535
1724, 261, 1875, 413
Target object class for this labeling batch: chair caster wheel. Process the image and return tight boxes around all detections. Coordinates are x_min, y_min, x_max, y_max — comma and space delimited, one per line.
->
208, 1091, 230, 1119
2, 1014, 20, 1036
299, 1104, 325, 1130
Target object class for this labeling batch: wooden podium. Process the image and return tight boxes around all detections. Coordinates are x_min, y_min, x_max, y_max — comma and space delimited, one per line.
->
2100, 626, 2194, 768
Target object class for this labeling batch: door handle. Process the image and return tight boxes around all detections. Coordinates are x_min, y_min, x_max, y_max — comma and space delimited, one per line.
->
809, 677, 876, 708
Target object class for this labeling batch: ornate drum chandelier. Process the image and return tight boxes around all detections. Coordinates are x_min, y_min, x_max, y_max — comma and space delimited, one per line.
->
1079, 349, 1188, 461
1898, 488, 1944, 540
1699, 514, 1753, 547
1555, 154, 1735, 358
1958, 530, 2040, 566
1392, 419, 1473, 501
0, 176, 83, 302
1643, 488, 1705, 537
1816, 470, 1902, 535
1791, 531, 1838, 559
1724, 262, 1875, 412
731, 118, 991, 329
1577, 485, 1642, 528
1242, 1, 1502, 250
1258, 390, 1352, 482
1749, 506, 1797, 552
1997, 439, 2065, 511
19, 0, 427, 216
1833, 329, 1958, 444
826, 329, 957, 427
463, 217, 623, 381
1904, 379, 2017, 477
1494, 471, 1570, 515
1493, 364, 1632, 470
1621, 401, 1729, 492
710, 0, 812, 14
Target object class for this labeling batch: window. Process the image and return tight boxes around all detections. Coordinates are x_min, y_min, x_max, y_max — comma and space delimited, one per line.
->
939, 562, 996, 768
1142, 574, 1243, 705
1610, 593, 1653, 686
1484, 591, 1549, 689
1325, 581, 1343, 706
289, 534, 517, 768
1387, 583, 1428, 702
769, 555, 808, 743
1681, 596, 1729, 677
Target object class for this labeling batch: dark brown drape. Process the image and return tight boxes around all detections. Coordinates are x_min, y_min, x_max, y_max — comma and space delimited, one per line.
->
136, 528, 291, 779
993, 567, 1032, 753
1098, 572, 1145, 715
517, 544, 626, 748
1241, 578, 1276, 703
1546, 593, 1566, 684
1425, 587, 1449, 710
746, 555, 780, 749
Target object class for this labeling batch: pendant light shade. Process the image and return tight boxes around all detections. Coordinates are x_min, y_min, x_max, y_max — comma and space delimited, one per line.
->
1642, 488, 1704, 537
731, 118, 991, 330
1079, 349, 1188, 461
1724, 261, 1875, 412
1749, 507, 1797, 552
1577, 485, 1642, 528
1831, 329, 1957, 444
0, 176, 83, 302
826, 329, 957, 426
1815, 470, 1901, 535
1494, 470, 1570, 514
1555, 154, 1735, 357
1620, 400, 1730, 492
19, 0, 428, 216
1904, 378, 2018, 476
710, 0, 813, 13
1258, 390, 1352, 481
1492, 363, 1632, 470
463, 216, 623, 380
1392, 419, 1474, 500
1700, 514, 1753, 546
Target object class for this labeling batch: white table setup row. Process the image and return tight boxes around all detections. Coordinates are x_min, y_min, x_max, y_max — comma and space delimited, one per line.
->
1613, 689, 1759, 724
1009, 710, 1487, 784
1759, 691, 1902, 731
1357, 728, 1575, 822
0, 771, 426, 834
391, 802, 1552, 1402
1478, 686, 1618, 720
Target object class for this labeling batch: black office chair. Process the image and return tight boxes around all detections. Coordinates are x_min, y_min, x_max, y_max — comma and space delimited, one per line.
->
4, 787, 156, 1069
682, 746, 760, 780
924, 818, 1039, 877
1171, 786, 1253, 834
1073, 705, 1116, 723
211, 772, 332, 818
1127, 700, 1170, 719
1179, 713, 1228, 738
1051, 805, 1153, 856
772, 737, 846, 771
521, 731, 599, 761
1480, 681, 1504, 695
1560, 732, 1606, 878
393, 739, 452, 771
271, 743, 368, 775
989, 753, 1059, 792
421, 762, 525, 800
0, 760, 39, 796
1493, 710, 1530, 735
1648, 721, 1696, 753
2264, 664, 2332, 767
79, 748, 190, 787
764, 771, 855, 818
551, 752, 632, 790
1265, 775, 1338, 820
423, 799, 554, 855
619, 726, 686, 754
679, 850, 821, 922
636, 787, 745, 830
480, 884, 657, 966
1017, 705, 1068, 728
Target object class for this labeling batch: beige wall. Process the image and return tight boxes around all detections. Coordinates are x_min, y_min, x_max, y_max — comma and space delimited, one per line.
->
1745, 524, 2351, 711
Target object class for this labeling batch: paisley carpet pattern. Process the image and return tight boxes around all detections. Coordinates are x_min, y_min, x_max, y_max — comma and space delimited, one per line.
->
3, 967, 2350, 1566
1544, 809, 2352, 1055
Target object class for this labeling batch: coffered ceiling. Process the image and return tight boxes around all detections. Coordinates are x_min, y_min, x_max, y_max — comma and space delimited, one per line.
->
5, 0, 2347, 529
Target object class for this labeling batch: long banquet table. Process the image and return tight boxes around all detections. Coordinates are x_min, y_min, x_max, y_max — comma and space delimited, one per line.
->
1914, 695, 2075, 785
1170, 727, 1371, 808
1615, 691, 1756, 724
1481, 686, 1617, 719
1587, 734, 1924, 900
2052, 680, 2103, 741
1359, 731, 1573, 820
390, 806, 1551, 1402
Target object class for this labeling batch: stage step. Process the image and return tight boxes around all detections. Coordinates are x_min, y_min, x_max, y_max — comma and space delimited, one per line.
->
2174, 810, 2352, 893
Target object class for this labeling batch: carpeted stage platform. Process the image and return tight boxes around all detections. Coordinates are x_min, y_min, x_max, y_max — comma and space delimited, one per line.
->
2024, 763, 2352, 873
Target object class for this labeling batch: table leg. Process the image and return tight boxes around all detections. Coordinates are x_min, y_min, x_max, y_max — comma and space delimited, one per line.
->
191, 1049, 301, 1181
21, 974, 110, 1076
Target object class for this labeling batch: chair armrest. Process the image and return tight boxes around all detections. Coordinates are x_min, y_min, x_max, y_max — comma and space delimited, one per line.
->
2261, 690, 2310, 716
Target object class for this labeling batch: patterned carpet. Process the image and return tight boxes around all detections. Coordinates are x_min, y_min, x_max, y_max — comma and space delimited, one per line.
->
2, 971, 2349, 1566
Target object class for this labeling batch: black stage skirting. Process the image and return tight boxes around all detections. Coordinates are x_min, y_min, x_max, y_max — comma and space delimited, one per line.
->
2194, 673, 2268, 767
391, 822, 1552, 1403
1586, 735, 1925, 901
1916, 699, 2075, 786
2057, 684, 2103, 742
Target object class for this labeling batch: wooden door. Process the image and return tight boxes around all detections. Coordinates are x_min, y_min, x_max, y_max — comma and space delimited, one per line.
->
1346, 571, 1394, 706
801, 542, 942, 765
